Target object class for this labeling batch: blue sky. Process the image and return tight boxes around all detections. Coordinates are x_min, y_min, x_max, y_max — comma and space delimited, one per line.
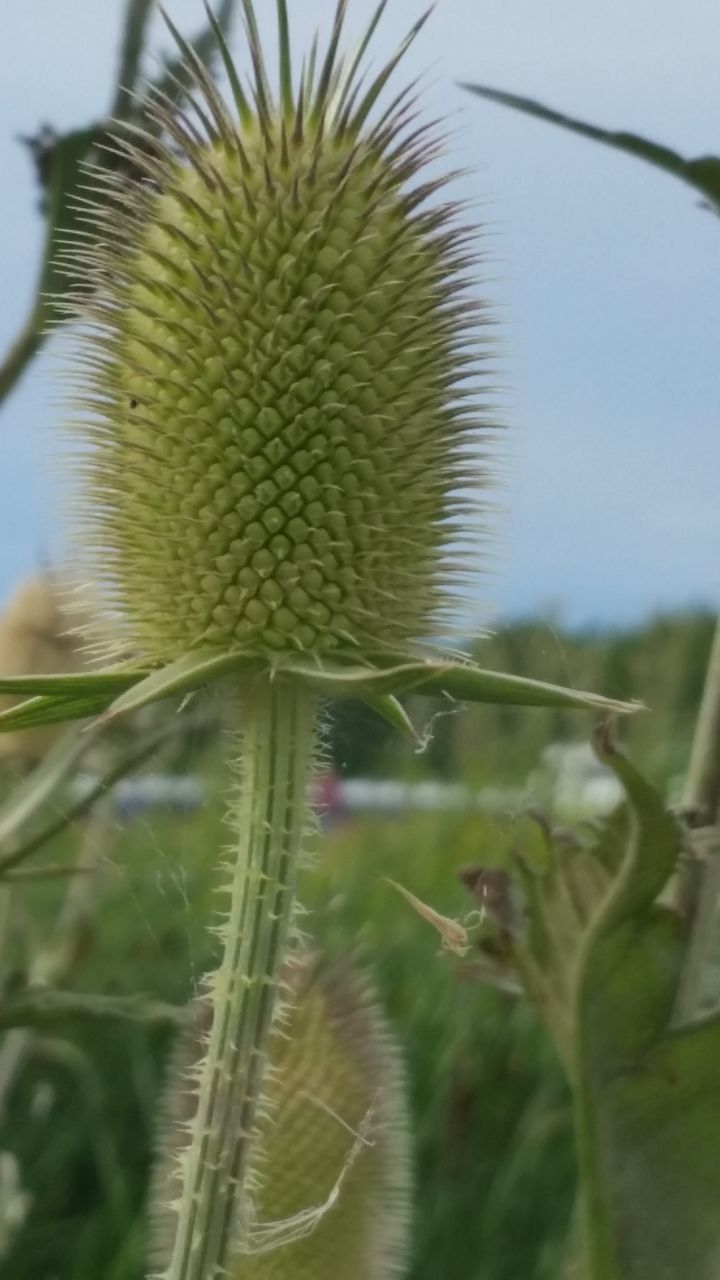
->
0, 0, 718, 630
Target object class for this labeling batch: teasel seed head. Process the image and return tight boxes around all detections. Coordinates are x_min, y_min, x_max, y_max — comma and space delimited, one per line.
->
0, 573, 96, 765
152, 957, 412, 1278
63, 1, 494, 666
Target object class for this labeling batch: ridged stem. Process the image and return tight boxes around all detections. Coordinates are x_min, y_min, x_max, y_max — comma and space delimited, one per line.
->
673, 615, 720, 1022
681, 616, 720, 825
0, 306, 45, 408
160, 675, 318, 1280
570, 1078, 618, 1280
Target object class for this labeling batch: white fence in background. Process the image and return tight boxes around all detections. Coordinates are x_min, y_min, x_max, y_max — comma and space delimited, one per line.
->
70, 740, 623, 820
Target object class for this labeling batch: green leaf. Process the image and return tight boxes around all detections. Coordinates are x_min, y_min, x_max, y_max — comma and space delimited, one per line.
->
0, 125, 103, 404
111, 0, 155, 120
0, 722, 102, 846
276, 0, 293, 118
575, 740, 682, 1080
588, 723, 678, 929
0, 988, 185, 1032
505, 741, 682, 1076
0, 651, 248, 734
503, 738, 720, 1278
597, 1013, 720, 1280
0, 670, 146, 697
460, 83, 720, 215
37, 125, 107, 306
0, 720, 178, 875
280, 655, 642, 715
0, 650, 639, 738
420, 666, 641, 713
0, 693, 111, 734
0, 670, 147, 734
101, 649, 256, 721
1, 2, 239, 409
0, 864, 95, 882
361, 693, 419, 743
1, 2, 238, 409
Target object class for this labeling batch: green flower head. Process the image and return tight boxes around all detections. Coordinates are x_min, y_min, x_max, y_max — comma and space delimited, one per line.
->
65, 1, 494, 666
152, 958, 412, 1279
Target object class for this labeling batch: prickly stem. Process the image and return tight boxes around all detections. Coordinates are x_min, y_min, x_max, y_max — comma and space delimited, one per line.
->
156, 678, 318, 1280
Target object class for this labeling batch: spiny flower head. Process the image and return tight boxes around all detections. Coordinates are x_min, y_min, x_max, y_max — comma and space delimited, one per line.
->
152, 959, 412, 1278
64, 0, 492, 665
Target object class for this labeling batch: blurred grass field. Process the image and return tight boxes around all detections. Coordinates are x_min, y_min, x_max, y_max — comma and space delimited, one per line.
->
0, 609, 713, 1279
1, 794, 574, 1280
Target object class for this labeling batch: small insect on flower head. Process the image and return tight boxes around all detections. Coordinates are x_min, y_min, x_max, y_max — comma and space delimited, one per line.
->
62, 1, 494, 668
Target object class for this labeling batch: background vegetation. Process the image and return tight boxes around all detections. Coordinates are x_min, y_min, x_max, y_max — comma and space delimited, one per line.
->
0, 608, 711, 1280
0, 3, 716, 1276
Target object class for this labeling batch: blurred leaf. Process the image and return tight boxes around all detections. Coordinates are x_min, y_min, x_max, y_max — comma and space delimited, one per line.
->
460, 83, 720, 215
588, 725, 677, 928
361, 693, 419, 742
581, 803, 631, 876
0, 125, 103, 403
596, 1012, 720, 1280
0, 311, 46, 405
0, 864, 96, 882
0, 0, 238, 408
111, 0, 155, 120
0, 723, 100, 846
506, 733, 680, 1068
0, 988, 185, 1032
32, 125, 106, 310
505, 732, 720, 1278
0, 718, 182, 875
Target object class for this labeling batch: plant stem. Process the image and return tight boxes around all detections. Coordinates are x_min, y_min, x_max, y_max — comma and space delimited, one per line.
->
161, 676, 317, 1280
0, 796, 115, 1124
571, 1051, 618, 1280
674, 615, 720, 1022
111, 0, 154, 121
0, 988, 185, 1031
0, 308, 45, 408
682, 616, 720, 824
